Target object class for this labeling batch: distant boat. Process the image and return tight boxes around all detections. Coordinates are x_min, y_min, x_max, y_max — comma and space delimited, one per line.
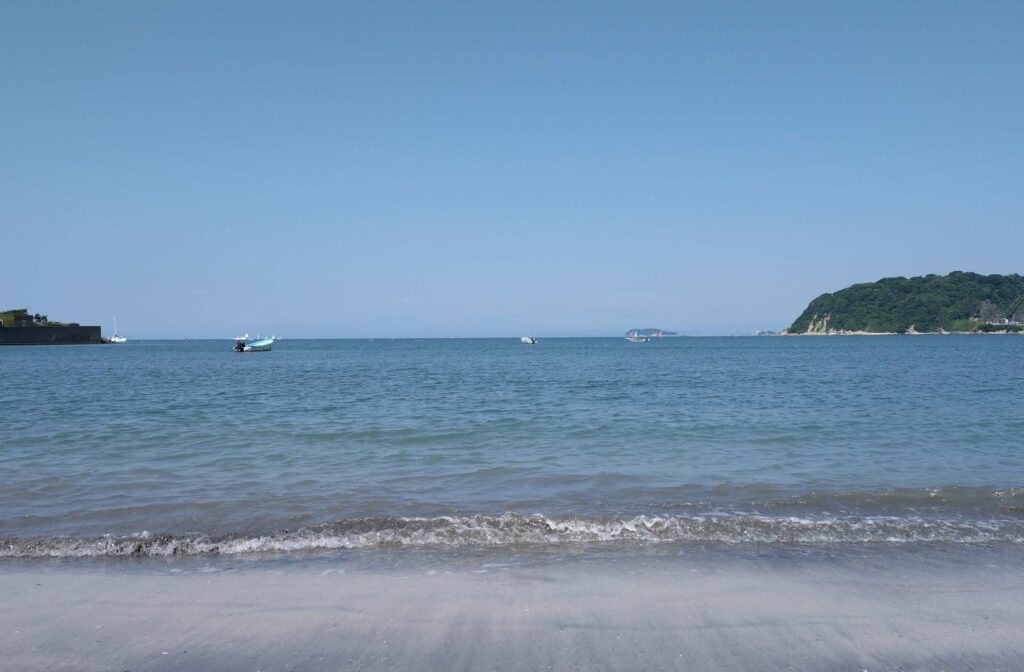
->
625, 329, 650, 343
233, 334, 275, 352
109, 316, 127, 343
520, 336, 538, 345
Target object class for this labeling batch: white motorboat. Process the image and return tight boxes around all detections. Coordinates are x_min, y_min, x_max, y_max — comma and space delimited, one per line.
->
520, 336, 538, 345
233, 334, 275, 352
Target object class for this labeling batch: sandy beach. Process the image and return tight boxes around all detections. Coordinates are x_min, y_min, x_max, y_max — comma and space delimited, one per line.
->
2, 547, 1022, 672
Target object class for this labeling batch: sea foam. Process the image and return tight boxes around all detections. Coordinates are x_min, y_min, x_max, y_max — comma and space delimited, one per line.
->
2, 512, 1022, 558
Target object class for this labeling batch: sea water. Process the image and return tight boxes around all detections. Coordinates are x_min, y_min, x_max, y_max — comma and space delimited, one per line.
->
1, 336, 1022, 557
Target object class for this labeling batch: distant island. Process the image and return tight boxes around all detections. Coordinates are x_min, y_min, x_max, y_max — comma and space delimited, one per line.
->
783, 272, 1024, 335
626, 328, 679, 338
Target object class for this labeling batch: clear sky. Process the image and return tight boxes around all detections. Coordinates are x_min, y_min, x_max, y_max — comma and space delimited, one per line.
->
3, 1, 1022, 338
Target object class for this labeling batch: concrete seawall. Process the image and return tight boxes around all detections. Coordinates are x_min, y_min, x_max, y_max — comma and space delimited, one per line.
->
0, 326, 102, 345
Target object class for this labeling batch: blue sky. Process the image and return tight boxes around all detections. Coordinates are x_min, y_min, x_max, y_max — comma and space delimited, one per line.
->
3, 1, 1022, 337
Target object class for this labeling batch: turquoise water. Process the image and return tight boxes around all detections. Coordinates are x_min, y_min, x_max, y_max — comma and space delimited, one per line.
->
2, 336, 1023, 556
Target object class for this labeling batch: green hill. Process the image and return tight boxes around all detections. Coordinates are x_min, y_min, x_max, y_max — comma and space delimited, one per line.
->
785, 272, 1024, 334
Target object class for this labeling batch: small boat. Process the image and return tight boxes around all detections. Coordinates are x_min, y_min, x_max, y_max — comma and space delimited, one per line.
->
109, 316, 127, 343
233, 334, 275, 352
625, 329, 650, 343
520, 336, 538, 345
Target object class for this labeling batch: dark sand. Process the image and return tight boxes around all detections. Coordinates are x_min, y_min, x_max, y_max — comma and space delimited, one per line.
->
2, 547, 1022, 671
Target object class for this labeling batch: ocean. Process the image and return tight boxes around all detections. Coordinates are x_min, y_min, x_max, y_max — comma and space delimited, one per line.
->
2, 336, 1023, 558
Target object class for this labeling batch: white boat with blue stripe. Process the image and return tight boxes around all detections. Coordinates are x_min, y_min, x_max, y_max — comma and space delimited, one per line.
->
233, 334, 275, 352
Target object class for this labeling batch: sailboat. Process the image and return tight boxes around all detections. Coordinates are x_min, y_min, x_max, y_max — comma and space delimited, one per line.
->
625, 329, 649, 343
109, 316, 127, 343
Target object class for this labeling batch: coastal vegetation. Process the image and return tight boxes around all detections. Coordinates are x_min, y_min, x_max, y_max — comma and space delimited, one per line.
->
0, 308, 79, 327
785, 272, 1024, 334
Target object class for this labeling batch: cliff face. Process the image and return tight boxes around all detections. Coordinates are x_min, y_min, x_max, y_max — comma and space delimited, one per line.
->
785, 272, 1024, 334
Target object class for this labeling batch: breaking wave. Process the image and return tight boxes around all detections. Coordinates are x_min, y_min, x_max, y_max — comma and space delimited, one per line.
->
3, 512, 1024, 558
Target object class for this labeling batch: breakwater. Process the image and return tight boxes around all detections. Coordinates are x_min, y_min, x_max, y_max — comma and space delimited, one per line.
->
0, 326, 102, 345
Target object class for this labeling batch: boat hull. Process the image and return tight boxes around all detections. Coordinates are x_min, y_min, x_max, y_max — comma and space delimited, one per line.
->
243, 339, 273, 352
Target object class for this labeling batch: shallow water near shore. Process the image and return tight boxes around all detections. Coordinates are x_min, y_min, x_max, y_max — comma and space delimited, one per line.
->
7, 535, 1022, 577
2, 336, 1022, 559
4, 542, 1023, 672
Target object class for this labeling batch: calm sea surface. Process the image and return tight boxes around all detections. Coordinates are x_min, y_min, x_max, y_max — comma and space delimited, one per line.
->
2, 337, 1023, 557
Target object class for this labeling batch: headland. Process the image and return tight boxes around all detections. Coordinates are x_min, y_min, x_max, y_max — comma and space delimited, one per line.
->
783, 271, 1024, 335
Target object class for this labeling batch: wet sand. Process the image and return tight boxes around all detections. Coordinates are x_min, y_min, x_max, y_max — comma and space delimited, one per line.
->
1, 548, 1022, 671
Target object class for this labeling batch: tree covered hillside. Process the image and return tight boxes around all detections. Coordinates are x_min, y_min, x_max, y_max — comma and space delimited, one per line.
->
786, 272, 1024, 334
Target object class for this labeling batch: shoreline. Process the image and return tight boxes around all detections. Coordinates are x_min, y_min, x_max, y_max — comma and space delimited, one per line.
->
781, 329, 1024, 335
3, 545, 1023, 671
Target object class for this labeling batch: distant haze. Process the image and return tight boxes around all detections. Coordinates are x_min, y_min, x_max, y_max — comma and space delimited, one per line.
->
3, 3, 1022, 338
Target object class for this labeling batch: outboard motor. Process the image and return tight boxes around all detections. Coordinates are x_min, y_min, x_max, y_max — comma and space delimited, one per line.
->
234, 339, 246, 352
